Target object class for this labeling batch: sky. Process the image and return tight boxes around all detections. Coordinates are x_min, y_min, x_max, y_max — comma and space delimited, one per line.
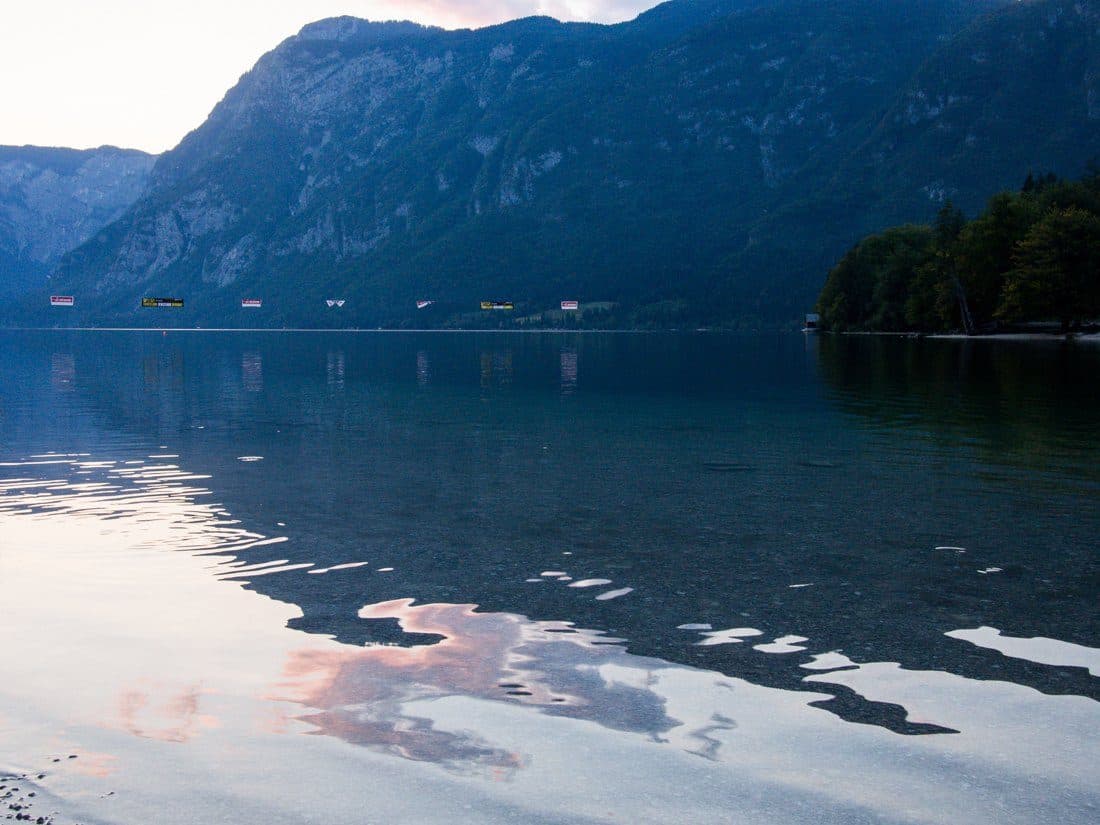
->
0, 0, 657, 154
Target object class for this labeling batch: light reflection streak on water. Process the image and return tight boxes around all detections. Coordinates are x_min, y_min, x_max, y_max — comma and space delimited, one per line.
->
0, 457, 283, 557
1, 455, 1099, 823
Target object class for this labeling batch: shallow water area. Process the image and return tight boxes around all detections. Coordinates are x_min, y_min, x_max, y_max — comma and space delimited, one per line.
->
1, 330, 1098, 824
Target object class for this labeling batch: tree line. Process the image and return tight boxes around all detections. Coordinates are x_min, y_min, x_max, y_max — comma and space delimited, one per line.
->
815, 170, 1100, 333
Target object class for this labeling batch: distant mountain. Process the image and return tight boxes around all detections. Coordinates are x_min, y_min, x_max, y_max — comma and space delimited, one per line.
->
0, 146, 155, 298
26, 0, 1100, 328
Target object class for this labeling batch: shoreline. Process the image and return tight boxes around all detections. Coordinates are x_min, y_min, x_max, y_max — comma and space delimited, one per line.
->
0, 326, 763, 335
1, 326, 1098, 342
828, 330, 1100, 343
931, 332, 1100, 342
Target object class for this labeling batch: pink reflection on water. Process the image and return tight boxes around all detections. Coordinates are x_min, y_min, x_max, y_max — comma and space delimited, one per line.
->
117, 681, 221, 743
68, 750, 118, 778
273, 599, 676, 772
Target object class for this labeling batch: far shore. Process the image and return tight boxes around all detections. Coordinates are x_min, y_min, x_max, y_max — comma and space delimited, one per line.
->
931, 332, 1100, 342
830, 330, 1100, 343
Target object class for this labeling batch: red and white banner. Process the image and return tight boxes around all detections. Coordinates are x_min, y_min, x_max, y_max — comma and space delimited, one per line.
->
560, 300, 579, 311
241, 298, 262, 308
50, 295, 75, 306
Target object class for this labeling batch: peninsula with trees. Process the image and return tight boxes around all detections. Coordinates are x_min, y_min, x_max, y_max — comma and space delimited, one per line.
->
815, 171, 1100, 334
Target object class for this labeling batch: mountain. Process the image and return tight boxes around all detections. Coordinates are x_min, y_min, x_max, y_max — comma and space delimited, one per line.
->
27, 0, 1100, 329
840, 0, 1100, 224
0, 146, 155, 298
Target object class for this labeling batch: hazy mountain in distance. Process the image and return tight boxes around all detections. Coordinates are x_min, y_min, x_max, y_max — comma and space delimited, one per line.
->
29, 0, 1100, 328
0, 145, 156, 298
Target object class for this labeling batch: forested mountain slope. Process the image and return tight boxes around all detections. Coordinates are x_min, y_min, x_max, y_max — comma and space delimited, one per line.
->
27, 0, 1100, 328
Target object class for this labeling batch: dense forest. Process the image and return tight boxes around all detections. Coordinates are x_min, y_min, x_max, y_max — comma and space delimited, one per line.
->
815, 171, 1100, 333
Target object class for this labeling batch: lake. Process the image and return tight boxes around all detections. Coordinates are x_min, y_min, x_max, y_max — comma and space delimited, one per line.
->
1, 330, 1097, 824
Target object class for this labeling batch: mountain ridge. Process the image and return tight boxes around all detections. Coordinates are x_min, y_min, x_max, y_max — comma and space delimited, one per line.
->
0, 144, 156, 299
10, 0, 1099, 328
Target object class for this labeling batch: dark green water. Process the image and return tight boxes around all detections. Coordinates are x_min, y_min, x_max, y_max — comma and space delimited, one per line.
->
1, 330, 1097, 824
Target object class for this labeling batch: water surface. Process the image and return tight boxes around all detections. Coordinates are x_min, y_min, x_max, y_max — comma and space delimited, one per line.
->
1, 331, 1097, 824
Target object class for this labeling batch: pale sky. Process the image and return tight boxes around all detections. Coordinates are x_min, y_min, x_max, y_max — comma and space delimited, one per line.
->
0, 0, 658, 154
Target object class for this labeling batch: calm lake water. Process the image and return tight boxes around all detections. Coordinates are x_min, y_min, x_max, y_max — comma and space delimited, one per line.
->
1, 330, 1097, 824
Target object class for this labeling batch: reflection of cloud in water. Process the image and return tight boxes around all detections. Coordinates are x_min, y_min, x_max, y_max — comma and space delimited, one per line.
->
947, 626, 1100, 676
274, 598, 1100, 819
3, 456, 1100, 823
0, 455, 294, 753
275, 599, 678, 770
696, 626, 764, 646
801, 651, 858, 671
117, 682, 220, 743
754, 635, 810, 654
68, 750, 118, 778
801, 656, 1100, 793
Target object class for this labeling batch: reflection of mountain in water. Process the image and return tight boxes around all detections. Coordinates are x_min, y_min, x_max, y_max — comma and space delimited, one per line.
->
2, 330, 1098, 739
816, 335, 1100, 479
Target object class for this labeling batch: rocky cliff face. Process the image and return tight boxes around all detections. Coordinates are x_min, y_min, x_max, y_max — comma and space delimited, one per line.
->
0, 146, 155, 296
34, 0, 1100, 328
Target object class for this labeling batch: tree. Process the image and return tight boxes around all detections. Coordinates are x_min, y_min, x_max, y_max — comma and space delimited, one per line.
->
815, 172, 1100, 334
816, 225, 933, 331
932, 201, 966, 248
892, 204, 965, 333
904, 256, 954, 332
954, 192, 1039, 326
997, 207, 1100, 330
